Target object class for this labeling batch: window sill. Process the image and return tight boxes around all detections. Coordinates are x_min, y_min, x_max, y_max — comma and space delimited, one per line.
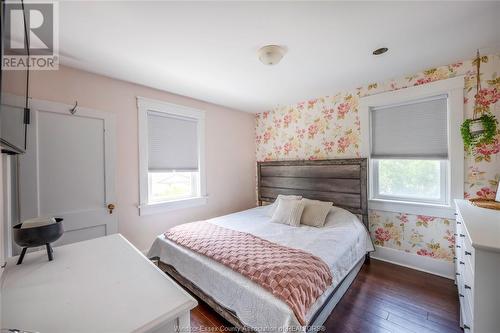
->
139, 196, 208, 216
368, 198, 456, 219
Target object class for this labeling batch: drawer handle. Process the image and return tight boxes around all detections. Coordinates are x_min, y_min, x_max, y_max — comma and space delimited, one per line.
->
465, 251, 472, 256
456, 245, 461, 248
460, 261, 465, 265
453, 257, 457, 260
464, 324, 471, 330
459, 293, 464, 297
457, 221, 461, 224
465, 284, 472, 290
460, 234, 466, 238
454, 233, 458, 236
456, 272, 460, 276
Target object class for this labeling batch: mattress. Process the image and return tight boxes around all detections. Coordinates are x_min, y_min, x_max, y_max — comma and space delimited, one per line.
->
148, 205, 374, 332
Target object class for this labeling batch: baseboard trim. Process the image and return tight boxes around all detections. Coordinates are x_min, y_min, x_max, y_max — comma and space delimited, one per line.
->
371, 246, 454, 280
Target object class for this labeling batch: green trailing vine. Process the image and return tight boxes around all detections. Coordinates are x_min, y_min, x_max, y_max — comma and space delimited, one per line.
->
460, 119, 474, 149
460, 113, 498, 152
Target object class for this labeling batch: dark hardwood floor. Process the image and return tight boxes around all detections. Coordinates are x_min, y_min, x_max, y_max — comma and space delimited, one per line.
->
190, 259, 461, 333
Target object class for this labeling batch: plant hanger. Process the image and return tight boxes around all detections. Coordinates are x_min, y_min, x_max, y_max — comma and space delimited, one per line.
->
460, 50, 497, 153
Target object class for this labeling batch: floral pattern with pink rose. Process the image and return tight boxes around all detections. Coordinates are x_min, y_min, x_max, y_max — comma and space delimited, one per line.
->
370, 210, 455, 261
255, 54, 500, 262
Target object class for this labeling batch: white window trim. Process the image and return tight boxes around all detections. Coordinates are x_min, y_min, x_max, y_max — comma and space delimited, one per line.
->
137, 96, 207, 216
359, 76, 464, 219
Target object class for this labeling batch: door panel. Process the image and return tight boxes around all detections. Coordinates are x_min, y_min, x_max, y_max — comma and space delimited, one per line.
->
17, 99, 116, 253
38, 111, 105, 215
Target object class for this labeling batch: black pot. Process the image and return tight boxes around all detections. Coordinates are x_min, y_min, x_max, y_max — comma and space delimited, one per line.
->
13, 218, 64, 264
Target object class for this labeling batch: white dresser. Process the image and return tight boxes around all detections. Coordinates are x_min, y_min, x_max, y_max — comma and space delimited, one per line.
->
1, 234, 197, 333
454, 199, 500, 333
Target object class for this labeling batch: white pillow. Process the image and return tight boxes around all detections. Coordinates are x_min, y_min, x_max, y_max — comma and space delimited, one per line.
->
300, 198, 333, 227
270, 199, 305, 227
323, 206, 359, 228
267, 194, 302, 216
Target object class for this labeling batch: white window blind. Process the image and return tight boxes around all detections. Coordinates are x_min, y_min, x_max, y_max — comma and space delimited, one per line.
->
147, 111, 199, 172
371, 95, 448, 159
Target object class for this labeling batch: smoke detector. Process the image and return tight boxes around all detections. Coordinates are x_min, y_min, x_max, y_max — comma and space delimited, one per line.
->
258, 45, 286, 65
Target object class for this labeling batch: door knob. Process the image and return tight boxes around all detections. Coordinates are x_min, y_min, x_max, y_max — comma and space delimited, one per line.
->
107, 203, 116, 214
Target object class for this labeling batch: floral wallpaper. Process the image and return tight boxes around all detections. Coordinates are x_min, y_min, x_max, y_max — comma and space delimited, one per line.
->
255, 54, 500, 263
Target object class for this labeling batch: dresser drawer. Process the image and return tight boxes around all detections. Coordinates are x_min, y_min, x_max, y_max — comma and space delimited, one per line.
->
459, 230, 475, 270
458, 278, 474, 332
456, 272, 464, 296
456, 257, 468, 298
454, 242, 462, 282
461, 298, 474, 332
462, 261, 474, 316
454, 223, 463, 273
455, 218, 463, 235
455, 237, 463, 259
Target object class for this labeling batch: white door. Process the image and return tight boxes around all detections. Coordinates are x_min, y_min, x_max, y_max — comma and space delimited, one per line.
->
17, 98, 117, 253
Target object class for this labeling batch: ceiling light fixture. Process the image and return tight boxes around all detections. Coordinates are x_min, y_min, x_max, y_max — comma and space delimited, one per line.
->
258, 45, 286, 65
372, 47, 388, 55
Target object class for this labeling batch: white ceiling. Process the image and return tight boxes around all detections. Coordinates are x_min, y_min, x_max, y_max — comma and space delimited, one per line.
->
58, 1, 500, 113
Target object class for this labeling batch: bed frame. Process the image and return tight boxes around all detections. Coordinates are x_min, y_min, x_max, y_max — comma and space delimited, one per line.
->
257, 158, 368, 230
158, 158, 369, 332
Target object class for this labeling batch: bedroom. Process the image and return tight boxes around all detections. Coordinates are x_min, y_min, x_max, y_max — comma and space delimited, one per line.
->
0, 1, 499, 332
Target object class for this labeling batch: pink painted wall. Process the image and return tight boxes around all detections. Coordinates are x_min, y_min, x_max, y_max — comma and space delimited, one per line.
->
21, 65, 257, 251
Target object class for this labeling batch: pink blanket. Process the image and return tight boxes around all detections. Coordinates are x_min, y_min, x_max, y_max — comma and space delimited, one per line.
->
164, 221, 333, 325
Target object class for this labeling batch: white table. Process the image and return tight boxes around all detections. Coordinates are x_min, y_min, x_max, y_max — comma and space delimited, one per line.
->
1, 234, 197, 333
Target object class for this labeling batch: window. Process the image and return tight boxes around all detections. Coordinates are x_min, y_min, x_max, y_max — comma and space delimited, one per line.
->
138, 97, 206, 215
359, 76, 464, 217
370, 95, 448, 205
373, 159, 447, 204
148, 171, 199, 203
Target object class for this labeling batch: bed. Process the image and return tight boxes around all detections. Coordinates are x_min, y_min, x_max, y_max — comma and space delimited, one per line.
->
148, 158, 374, 332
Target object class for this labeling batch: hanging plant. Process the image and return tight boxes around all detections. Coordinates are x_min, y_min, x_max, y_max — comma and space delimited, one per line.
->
461, 113, 498, 152
460, 50, 498, 153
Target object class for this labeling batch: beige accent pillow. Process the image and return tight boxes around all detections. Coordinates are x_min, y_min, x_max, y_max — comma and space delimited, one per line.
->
300, 198, 333, 227
270, 199, 305, 227
267, 194, 302, 216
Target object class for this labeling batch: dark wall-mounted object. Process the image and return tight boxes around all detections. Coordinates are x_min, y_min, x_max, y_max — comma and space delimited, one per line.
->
13, 218, 64, 264
1, 0, 31, 155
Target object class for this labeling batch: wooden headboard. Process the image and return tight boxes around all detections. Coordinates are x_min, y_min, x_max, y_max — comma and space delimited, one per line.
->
257, 158, 368, 228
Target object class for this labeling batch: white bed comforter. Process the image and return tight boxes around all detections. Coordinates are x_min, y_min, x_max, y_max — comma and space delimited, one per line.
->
148, 205, 374, 332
